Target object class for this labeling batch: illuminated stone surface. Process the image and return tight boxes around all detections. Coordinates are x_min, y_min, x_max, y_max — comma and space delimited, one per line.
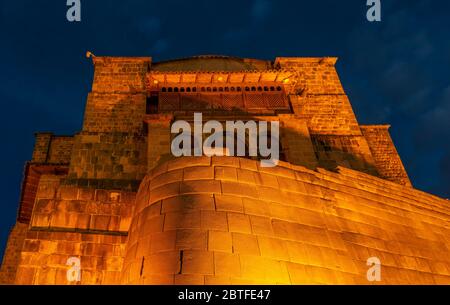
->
0, 55, 448, 285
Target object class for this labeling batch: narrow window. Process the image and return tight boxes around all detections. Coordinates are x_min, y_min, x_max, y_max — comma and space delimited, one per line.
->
146, 93, 159, 114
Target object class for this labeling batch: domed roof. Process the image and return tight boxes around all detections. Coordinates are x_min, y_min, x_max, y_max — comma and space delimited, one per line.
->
151, 55, 273, 72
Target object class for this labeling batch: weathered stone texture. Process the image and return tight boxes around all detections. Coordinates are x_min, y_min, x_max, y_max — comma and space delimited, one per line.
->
361, 125, 412, 186
1, 55, 447, 285
32, 133, 73, 164
0, 223, 28, 284
122, 157, 450, 285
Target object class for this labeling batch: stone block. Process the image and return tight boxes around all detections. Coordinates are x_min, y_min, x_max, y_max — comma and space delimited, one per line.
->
150, 169, 183, 190
95, 189, 109, 202
174, 274, 205, 285
239, 255, 266, 281
182, 250, 214, 275
162, 194, 215, 213
232, 233, 260, 256
184, 166, 214, 181
286, 262, 308, 284
176, 229, 207, 250
164, 211, 201, 230
212, 156, 239, 167
201, 211, 228, 231
205, 275, 232, 285
215, 166, 238, 181
214, 252, 241, 277
34, 199, 55, 213
168, 156, 211, 171
142, 274, 174, 285
285, 241, 309, 265
90, 215, 111, 231
59, 186, 79, 200
221, 181, 258, 198
144, 251, 180, 274
257, 236, 289, 261
208, 231, 232, 253
242, 198, 271, 217
180, 180, 221, 195
249, 216, 274, 236
139, 214, 164, 235
215, 194, 244, 213
254, 172, 279, 188
149, 182, 180, 204
31, 213, 51, 228
239, 158, 258, 171
236, 168, 256, 184
150, 230, 176, 253
227, 213, 252, 234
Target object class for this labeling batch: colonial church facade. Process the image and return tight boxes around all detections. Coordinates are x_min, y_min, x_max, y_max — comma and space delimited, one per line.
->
0, 55, 448, 284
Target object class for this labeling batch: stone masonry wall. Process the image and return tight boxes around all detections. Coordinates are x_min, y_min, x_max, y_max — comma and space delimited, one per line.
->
16, 231, 126, 284
32, 133, 73, 164
274, 57, 344, 95
30, 175, 135, 234
122, 156, 450, 284
278, 115, 318, 169
311, 135, 378, 175
67, 132, 147, 185
47, 136, 74, 164
276, 58, 379, 176
361, 125, 412, 187
12, 174, 136, 284
0, 223, 28, 284
66, 57, 151, 189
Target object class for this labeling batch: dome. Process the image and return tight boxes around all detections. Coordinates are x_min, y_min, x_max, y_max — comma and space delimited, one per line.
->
151, 55, 273, 72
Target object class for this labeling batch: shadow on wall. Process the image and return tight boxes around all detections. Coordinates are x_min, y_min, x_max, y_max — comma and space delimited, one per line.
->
143, 91, 379, 178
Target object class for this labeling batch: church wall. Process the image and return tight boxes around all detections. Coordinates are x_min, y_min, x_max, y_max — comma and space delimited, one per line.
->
121, 157, 450, 285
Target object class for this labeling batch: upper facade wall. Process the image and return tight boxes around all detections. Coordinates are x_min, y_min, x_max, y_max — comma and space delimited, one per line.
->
31, 133, 74, 164
91, 57, 151, 94
83, 57, 151, 134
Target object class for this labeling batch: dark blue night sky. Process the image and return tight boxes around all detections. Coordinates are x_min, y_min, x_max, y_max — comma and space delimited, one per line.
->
0, 0, 449, 257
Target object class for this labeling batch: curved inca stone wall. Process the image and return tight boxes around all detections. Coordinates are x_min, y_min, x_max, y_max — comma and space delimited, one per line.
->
121, 156, 450, 284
